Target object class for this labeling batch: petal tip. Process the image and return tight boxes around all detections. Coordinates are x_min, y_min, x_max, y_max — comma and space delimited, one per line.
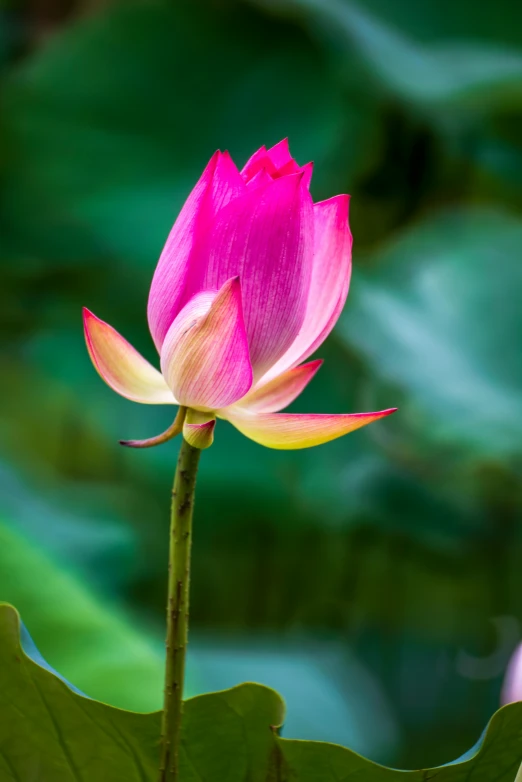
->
160, 279, 253, 410
231, 358, 324, 414
267, 138, 292, 160
215, 150, 245, 189
301, 161, 314, 187
83, 307, 108, 339
220, 275, 243, 300
354, 407, 398, 422
201, 149, 222, 179
313, 194, 351, 238
83, 308, 176, 405
82, 307, 100, 352
82, 306, 96, 325
277, 169, 305, 188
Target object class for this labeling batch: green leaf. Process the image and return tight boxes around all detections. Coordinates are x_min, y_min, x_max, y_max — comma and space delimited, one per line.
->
1, 602, 522, 781
250, 0, 522, 113
338, 207, 522, 459
0, 604, 161, 781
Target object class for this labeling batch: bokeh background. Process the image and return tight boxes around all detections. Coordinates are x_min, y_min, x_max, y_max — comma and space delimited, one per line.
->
1, 0, 522, 770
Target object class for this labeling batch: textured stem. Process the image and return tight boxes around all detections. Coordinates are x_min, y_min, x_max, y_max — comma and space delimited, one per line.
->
159, 432, 201, 782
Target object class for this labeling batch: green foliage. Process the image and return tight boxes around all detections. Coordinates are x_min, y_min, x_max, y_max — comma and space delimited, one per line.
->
2, 602, 522, 781
0, 603, 160, 781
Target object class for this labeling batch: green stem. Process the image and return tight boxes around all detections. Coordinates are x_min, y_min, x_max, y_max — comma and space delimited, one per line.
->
159, 429, 201, 782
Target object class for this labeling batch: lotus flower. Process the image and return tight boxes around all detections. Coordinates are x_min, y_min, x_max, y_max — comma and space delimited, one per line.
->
84, 140, 396, 449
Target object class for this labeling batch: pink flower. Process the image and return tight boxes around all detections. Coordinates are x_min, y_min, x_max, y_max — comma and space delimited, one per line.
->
84, 139, 396, 449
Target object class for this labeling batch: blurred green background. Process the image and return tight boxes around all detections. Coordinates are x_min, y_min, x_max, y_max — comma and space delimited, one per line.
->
1, 0, 522, 771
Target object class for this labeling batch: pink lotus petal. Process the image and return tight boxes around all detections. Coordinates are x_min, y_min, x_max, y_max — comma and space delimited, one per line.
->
241, 140, 312, 187
83, 308, 175, 404
245, 167, 274, 189
234, 359, 323, 413
183, 409, 216, 450
266, 138, 294, 168
240, 145, 266, 177
222, 408, 397, 449
276, 159, 302, 176
276, 159, 313, 189
261, 194, 351, 383
148, 151, 245, 351
160, 277, 253, 411
299, 161, 313, 190
197, 173, 314, 378
241, 146, 278, 182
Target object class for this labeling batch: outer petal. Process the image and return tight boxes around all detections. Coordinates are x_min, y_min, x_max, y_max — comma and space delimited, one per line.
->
222, 408, 397, 449
160, 277, 253, 411
199, 173, 314, 378
260, 194, 351, 383
235, 360, 323, 413
83, 308, 176, 404
148, 151, 245, 351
